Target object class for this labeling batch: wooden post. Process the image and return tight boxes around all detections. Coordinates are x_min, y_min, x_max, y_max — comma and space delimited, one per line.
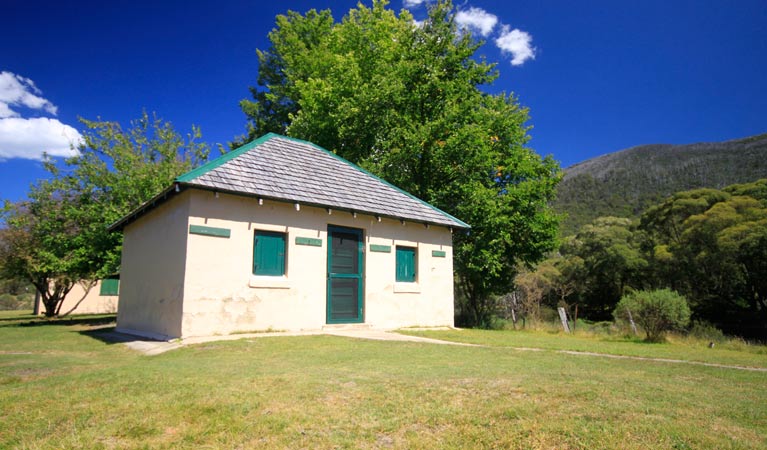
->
558, 307, 571, 333
509, 293, 518, 330
510, 307, 517, 330
626, 308, 638, 335
33, 289, 41, 316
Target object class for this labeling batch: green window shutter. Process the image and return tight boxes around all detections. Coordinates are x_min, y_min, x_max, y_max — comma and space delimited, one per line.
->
396, 246, 416, 282
100, 277, 119, 296
253, 231, 286, 276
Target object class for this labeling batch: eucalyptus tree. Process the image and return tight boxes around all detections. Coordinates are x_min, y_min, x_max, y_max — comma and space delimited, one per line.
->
239, 0, 561, 326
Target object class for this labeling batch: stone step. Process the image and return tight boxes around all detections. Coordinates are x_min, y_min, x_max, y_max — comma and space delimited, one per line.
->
321, 323, 373, 331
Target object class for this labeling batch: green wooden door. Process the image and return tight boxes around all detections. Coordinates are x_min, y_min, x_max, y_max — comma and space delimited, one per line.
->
327, 226, 364, 323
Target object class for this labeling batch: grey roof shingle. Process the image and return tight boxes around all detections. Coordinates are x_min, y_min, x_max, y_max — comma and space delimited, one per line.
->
176, 133, 468, 229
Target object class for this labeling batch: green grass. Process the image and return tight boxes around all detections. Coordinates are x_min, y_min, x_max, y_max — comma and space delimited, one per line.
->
1, 315, 766, 449
398, 328, 767, 369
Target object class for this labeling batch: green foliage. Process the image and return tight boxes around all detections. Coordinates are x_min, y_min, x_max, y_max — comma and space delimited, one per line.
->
724, 178, 767, 204
0, 112, 209, 317
555, 134, 767, 235
532, 179, 767, 340
688, 321, 726, 344
614, 289, 691, 342
68, 113, 209, 276
1, 189, 90, 316
239, 0, 561, 327
0, 293, 32, 311
561, 217, 647, 319
639, 180, 767, 338
0, 271, 35, 311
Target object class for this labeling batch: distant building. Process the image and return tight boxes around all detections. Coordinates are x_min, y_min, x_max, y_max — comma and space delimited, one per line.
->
34, 277, 119, 315
109, 134, 469, 340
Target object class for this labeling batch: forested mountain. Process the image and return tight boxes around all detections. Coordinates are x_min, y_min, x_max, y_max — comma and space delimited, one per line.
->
554, 133, 767, 235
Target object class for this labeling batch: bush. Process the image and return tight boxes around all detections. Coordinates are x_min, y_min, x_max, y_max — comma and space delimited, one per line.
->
614, 289, 691, 342
688, 320, 726, 343
0, 293, 33, 310
581, 320, 621, 336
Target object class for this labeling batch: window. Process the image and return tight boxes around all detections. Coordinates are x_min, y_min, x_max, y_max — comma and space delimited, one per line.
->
100, 276, 119, 296
253, 231, 286, 276
395, 246, 417, 282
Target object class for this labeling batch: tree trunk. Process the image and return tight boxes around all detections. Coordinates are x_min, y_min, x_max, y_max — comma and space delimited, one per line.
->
61, 280, 96, 316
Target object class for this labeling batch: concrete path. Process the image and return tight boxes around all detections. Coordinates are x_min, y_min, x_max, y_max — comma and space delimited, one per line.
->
100, 328, 474, 356
554, 349, 767, 373
324, 328, 478, 346
104, 329, 767, 372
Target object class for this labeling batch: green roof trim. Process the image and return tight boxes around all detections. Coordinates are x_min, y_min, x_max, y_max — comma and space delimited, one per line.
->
189, 224, 231, 238
176, 133, 469, 229
176, 133, 279, 183
370, 244, 392, 253
295, 236, 323, 247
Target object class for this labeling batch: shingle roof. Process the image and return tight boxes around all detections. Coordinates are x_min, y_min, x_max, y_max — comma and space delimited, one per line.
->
174, 133, 468, 229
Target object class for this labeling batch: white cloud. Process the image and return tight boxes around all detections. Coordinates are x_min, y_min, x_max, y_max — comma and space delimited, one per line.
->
455, 7, 498, 37
0, 71, 81, 161
495, 25, 536, 66
0, 117, 82, 160
0, 71, 58, 118
0, 102, 15, 118
403, 0, 428, 8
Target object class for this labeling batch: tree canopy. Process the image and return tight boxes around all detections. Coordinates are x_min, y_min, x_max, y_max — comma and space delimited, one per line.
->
520, 179, 767, 339
0, 113, 208, 316
239, 0, 561, 326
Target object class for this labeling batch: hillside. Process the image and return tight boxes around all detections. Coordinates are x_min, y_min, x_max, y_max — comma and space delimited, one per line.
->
554, 133, 767, 235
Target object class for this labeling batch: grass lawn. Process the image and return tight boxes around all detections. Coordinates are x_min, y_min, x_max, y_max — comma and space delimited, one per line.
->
1, 312, 765, 449
398, 328, 767, 369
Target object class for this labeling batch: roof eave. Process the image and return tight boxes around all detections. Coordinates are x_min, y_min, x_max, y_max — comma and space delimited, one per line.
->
107, 184, 181, 232
181, 183, 470, 230
108, 183, 469, 232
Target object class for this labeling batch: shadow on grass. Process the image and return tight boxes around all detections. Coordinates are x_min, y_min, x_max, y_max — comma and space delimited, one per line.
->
19, 315, 116, 327
77, 321, 166, 346
0, 314, 118, 330
78, 326, 147, 345
0, 315, 37, 323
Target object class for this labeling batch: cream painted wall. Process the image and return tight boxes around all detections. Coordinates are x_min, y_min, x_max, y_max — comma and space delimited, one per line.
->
35, 280, 117, 315
180, 189, 455, 337
116, 192, 190, 340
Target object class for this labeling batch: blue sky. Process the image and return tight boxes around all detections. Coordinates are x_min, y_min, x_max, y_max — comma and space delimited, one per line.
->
2, 0, 766, 202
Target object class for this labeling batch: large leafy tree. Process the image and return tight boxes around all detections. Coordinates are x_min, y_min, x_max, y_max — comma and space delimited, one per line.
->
672, 195, 767, 335
638, 180, 767, 337
0, 113, 208, 317
1, 191, 91, 316
239, 0, 561, 326
560, 217, 647, 319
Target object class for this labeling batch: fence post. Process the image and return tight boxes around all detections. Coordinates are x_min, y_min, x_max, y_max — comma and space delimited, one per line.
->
557, 307, 571, 333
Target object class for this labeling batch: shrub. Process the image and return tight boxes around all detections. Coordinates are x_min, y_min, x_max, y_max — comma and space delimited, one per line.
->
583, 320, 620, 336
614, 289, 691, 342
688, 320, 726, 343
0, 293, 33, 311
